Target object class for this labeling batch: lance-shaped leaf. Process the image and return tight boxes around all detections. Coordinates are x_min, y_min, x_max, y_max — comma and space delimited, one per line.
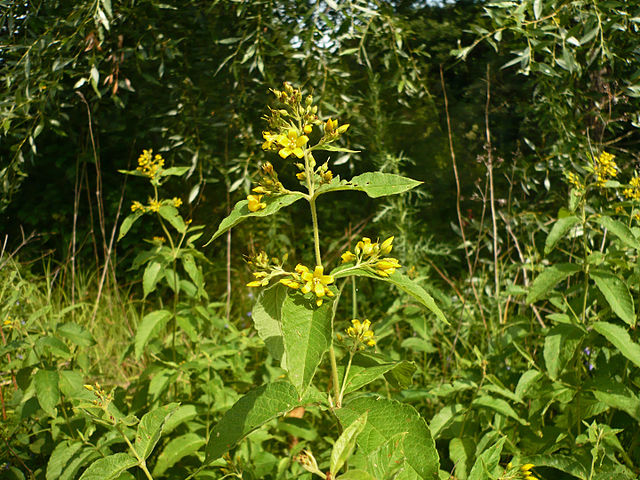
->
252, 284, 287, 363
135, 309, 172, 358
519, 454, 588, 480
594, 216, 640, 250
544, 324, 585, 380
332, 267, 447, 325
206, 382, 302, 462
134, 403, 179, 460
152, 433, 206, 476
591, 270, 636, 327
331, 411, 368, 476
158, 205, 186, 233
205, 192, 305, 245
34, 369, 60, 416
118, 211, 144, 241
545, 215, 580, 254
593, 321, 640, 369
468, 437, 506, 480
337, 353, 415, 394
336, 396, 439, 480
78, 453, 137, 480
526, 263, 581, 303
316, 172, 422, 198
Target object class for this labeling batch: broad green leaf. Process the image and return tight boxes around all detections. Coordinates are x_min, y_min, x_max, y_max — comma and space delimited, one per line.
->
181, 254, 203, 290
591, 270, 635, 326
36, 336, 71, 359
252, 284, 287, 362
515, 370, 542, 399
162, 404, 198, 434
59, 370, 94, 401
135, 403, 179, 460
205, 193, 305, 245
152, 433, 206, 476
316, 172, 421, 199
468, 437, 505, 480
78, 453, 137, 480
429, 404, 465, 438
47, 441, 83, 480
332, 267, 447, 324
118, 211, 143, 241
527, 263, 581, 303
367, 432, 412, 480
34, 369, 60, 416
592, 381, 640, 421
160, 166, 190, 177
56, 323, 95, 347
593, 322, 640, 368
520, 454, 587, 480
331, 411, 368, 475
336, 396, 439, 479
206, 382, 302, 461
545, 215, 580, 254
135, 309, 172, 358
449, 438, 474, 480
281, 292, 333, 395
471, 396, 527, 425
158, 205, 186, 233
337, 471, 377, 480
143, 261, 163, 298
337, 353, 414, 394
594, 216, 640, 250
544, 324, 585, 379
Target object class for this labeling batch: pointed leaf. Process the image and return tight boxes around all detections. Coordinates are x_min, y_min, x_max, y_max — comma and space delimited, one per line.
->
206, 382, 302, 461
134, 403, 179, 460
316, 172, 421, 198
545, 216, 580, 254
468, 437, 506, 480
34, 369, 60, 416
78, 453, 137, 480
152, 433, 206, 476
118, 211, 143, 241
472, 396, 527, 425
252, 284, 287, 362
331, 411, 368, 475
158, 205, 186, 233
205, 193, 305, 245
336, 396, 439, 480
527, 263, 581, 303
593, 321, 640, 368
544, 324, 585, 379
135, 309, 172, 358
47, 442, 83, 480
160, 166, 190, 177
594, 216, 640, 250
520, 454, 588, 479
591, 270, 636, 326
56, 323, 95, 347
143, 261, 163, 298
337, 353, 414, 394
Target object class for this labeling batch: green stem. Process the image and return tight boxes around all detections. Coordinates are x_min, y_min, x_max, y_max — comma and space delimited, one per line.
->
116, 424, 154, 480
338, 350, 355, 407
351, 276, 357, 319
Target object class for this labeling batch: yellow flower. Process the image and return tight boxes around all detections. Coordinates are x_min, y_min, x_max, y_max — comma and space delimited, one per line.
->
375, 257, 401, 277
355, 237, 378, 257
136, 149, 165, 180
247, 194, 266, 212
277, 130, 308, 159
148, 199, 161, 212
296, 264, 335, 306
623, 175, 640, 200
152, 236, 166, 243
131, 201, 146, 212
280, 278, 300, 289
380, 236, 394, 255
594, 151, 617, 186
303, 124, 313, 134
346, 319, 376, 347
341, 251, 356, 263
262, 131, 278, 150
324, 118, 338, 134
172, 197, 182, 207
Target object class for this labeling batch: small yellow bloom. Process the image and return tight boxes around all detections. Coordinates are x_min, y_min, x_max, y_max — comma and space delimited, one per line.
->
380, 236, 394, 255
247, 194, 266, 212
277, 130, 308, 159
152, 236, 166, 243
280, 278, 300, 289
303, 124, 313, 134
246, 280, 263, 287
297, 264, 335, 306
262, 131, 278, 150
324, 118, 338, 134
355, 237, 378, 257
131, 201, 146, 212
172, 197, 182, 207
375, 257, 401, 277
623, 175, 640, 200
346, 319, 376, 348
341, 251, 356, 263
136, 149, 165, 180
148, 199, 161, 212
594, 151, 617, 187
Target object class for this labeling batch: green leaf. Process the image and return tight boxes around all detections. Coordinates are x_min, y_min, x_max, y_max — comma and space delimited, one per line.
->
152, 433, 205, 476
160, 166, 190, 177
281, 292, 333, 395
135, 309, 172, 358
158, 205, 186, 233
533, 0, 542, 19
34, 369, 60, 416
316, 172, 421, 199
118, 211, 143, 241
594, 216, 640, 250
366, 432, 412, 479
78, 453, 137, 480
314, 143, 360, 153
468, 437, 506, 480
47, 441, 83, 480
205, 382, 302, 462
593, 322, 640, 368
182, 254, 204, 290
252, 284, 287, 362
332, 268, 447, 325
449, 438, 474, 480
331, 411, 368, 475
134, 403, 179, 460
591, 270, 636, 326
337, 471, 377, 480
36, 336, 71, 359
527, 263, 581, 303
471, 396, 527, 425
338, 353, 414, 394
205, 193, 305, 245
544, 324, 585, 380
520, 454, 588, 480
592, 381, 640, 421
56, 323, 95, 347
336, 396, 439, 480
143, 261, 163, 298
545, 215, 580, 254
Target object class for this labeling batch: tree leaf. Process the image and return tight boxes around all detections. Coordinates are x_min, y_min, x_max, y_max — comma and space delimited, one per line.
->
545, 215, 580, 254
47, 442, 83, 480
78, 453, 137, 480
544, 324, 585, 380
134, 403, 180, 460
331, 411, 368, 475
336, 396, 439, 480
332, 267, 448, 324
593, 321, 640, 368
591, 270, 636, 326
468, 437, 506, 480
281, 292, 333, 395
118, 211, 144, 241
135, 309, 172, 358
152, 433, 206, 476
34, 369, 60, 416
527, 263, 581, 303
158, 205, 186, 233
205, 193, 305, 245
594, 216, 640, 250
205, 382, 302, 462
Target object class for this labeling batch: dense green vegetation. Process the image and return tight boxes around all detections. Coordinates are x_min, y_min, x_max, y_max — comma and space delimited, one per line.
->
1, 0, 640, 479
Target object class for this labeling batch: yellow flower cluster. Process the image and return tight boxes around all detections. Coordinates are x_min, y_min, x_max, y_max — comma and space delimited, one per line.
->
324, 118, 350, 136
341, 236, 401, 277
519, 463, 538, 480
623, 175, 640, 201
281, 264, 335, 307
277, 129, 309, 159
137, 149, 165, 180
594, 151, 617, 187
130, 197, 182, 213
247, 194, 266, 212
565, 171, 583, 190
346, 319, 376, 347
